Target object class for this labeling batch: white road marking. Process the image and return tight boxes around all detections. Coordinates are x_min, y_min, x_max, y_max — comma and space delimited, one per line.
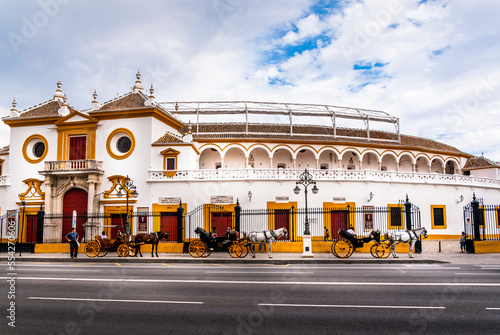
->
206, 271, 313, 274
4, 277, 500, 287
28, 297, 203, 304
259, 303, 445, 309
486, 308, 500, 310
17, 269, 102, 272
455, 273, 500, 276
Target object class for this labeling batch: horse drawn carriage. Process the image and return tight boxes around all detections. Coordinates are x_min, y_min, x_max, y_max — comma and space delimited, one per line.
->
331, 228, 390, 258
84, 232, 136, 257
188, 227, 248, 258
331, 227, 428, 258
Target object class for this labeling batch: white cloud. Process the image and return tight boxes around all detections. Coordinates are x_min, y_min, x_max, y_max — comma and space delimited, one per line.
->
0, 0, 499, 160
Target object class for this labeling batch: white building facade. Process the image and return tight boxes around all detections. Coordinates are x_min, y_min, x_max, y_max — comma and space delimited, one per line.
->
1, 72, 500, 244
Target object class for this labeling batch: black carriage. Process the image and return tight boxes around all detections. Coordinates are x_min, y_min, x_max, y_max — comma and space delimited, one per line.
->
331, 228, 389, 258
188, 227, 248, 258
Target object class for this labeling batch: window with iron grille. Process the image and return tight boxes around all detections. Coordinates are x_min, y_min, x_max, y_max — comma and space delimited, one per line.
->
166, 157, 176, 170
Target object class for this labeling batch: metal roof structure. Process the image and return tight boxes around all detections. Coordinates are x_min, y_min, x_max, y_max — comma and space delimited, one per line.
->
159, 101, 401, 143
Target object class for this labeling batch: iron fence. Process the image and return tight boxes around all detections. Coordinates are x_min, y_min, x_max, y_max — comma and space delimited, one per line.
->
464, 197, 500, 241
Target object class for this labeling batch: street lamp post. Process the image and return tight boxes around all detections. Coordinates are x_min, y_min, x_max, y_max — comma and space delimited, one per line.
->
117, 175, 138, 235
294, 169, 318, 257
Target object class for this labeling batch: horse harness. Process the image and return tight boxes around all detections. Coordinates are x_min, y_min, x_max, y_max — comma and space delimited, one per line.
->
263, 229, 278, 242
405, 229, 417, 240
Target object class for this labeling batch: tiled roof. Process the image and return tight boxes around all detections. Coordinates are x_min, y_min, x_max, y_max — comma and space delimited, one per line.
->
463, 156, 500, 170
9, 100, 78, 119
179, 123, 464, 154
0, 145, 9, 154
153, 133, 185, 144
97, 92, 150, 111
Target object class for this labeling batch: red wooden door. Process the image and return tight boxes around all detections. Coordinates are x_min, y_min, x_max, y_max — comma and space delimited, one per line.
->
160, 212, 177, 242
331, 210, 348, 239
274, 209, 289, 240
69, 136, 86, 160
210, 212, 232, 235
110, 214, 126, 238
62, 188, 88, 242
25, 215, 38, 243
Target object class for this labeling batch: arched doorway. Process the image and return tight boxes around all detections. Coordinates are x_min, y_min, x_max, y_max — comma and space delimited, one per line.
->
62, 188, 88, 242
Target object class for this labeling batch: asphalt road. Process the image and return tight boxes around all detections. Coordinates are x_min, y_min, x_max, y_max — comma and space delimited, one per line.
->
1, 262, 500, 335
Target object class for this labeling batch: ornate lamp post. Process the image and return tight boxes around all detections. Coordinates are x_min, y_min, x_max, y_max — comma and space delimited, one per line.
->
294, 169, 318, 257
117, 175, 138, 235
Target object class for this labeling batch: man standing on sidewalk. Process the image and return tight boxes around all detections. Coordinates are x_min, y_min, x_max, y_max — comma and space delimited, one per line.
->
65, 228, 79, 259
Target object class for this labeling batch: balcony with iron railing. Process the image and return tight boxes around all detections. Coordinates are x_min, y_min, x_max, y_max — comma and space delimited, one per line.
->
42, 160, 104, 174
148, 168, 500, 188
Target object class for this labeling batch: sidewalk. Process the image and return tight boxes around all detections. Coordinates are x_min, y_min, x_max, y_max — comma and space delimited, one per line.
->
0, 243, 496, 265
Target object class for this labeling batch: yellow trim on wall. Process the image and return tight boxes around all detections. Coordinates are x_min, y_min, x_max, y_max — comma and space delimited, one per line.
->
22, 134, 48, 164
152, 203, 187, 232
496, 207, 500, 229
0, 158, 3, 176
431, 205, 447, 229
160, 148, 180, 177
203, 203, 236, 231
322, 202, 356, 239
266, 201, 298, 240
387, 204, 404, 230
106, 128, 136, 160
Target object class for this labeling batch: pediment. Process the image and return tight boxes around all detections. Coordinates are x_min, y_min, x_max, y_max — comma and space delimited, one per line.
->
55, 110, 98, 125
160, 148, 181, 155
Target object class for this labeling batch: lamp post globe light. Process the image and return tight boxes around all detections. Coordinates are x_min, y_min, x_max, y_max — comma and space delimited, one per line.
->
294, 169, 318, 257
117, 175, 138, 235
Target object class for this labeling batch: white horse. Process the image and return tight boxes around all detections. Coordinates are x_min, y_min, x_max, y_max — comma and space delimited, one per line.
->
387, 227, 427, 258
247, 227, 288, 258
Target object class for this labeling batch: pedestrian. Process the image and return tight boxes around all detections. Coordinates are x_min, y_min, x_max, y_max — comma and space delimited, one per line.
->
460, 231, 466, 253
346, 226, 356, 238
324, 227, 330, 241
65, 227, 79, 259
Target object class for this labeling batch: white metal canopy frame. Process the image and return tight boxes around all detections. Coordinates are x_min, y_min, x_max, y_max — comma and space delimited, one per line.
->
159, 101, 401, 143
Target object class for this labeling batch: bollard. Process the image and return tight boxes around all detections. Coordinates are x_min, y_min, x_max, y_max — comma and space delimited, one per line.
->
438, 241, 441, 252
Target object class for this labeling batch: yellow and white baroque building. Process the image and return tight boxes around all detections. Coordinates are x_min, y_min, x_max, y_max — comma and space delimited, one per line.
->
1, 72, 500, 243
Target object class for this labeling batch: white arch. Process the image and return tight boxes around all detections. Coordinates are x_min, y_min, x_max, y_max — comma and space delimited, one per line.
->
361, 150, 381, 163
296, 146, 320, 160
318, 148, 341, 161
248, 144, 272, 159
271, 146, 296, 159
222, 144, 247, 158
398, 152, 416, 165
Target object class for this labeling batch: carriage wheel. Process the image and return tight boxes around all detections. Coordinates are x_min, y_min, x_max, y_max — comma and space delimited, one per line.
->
201, 242, 212, 258
370, 243, 380, 258
331, 240, 339, 258
228, 244, 242, 258
117, 244, 129, 257
128, 245, 136, 257
333, 238, 354, 258
84, 241, 100, 257
239, 244, 248, 258
97, 248, 108, 257
188, 240, 205, 258
375, 243, 391, 259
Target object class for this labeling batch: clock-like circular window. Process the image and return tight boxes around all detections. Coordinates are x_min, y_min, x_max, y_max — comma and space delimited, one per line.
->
22, 134, 49, 164
106, 128, 135, 160
116, 136, 132, 153
33, 142, 46, 158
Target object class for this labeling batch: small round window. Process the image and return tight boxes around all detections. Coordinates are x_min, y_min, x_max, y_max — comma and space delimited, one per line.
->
116, 136, 132, 153
33, 142, 46, 158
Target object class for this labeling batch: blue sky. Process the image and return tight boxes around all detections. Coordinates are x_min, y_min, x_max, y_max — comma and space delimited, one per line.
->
1, 0, 499, 160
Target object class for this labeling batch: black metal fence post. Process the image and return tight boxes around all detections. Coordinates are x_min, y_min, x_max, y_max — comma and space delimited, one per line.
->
404, 194, 412, 230
176, 202, 184, 243
234, 200, 241, 234
471, 193, 481, 241
36, 206, 44, 244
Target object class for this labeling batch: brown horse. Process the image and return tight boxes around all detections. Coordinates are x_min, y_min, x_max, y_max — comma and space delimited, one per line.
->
133, 231, 169, 257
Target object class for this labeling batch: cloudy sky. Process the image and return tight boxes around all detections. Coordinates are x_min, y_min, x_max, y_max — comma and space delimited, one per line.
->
1, 0, 499, 160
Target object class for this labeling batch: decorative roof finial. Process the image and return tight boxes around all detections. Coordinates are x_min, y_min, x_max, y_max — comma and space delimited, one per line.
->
63, 93, 67, 104
53, 79, 64, 101
175, 102, 179, 114
187, 120, 192, 134
132, 69, 144, 92
12, 98, 17, 110
149, 84, 155, 97
92, 89, 98, 102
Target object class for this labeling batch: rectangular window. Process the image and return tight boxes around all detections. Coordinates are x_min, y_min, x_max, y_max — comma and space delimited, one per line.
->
69, 136, 87, 160
496, 207, 500, 228
166, 157, 176, 170
431, 205, 446, 229
388, 205, 404, 229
